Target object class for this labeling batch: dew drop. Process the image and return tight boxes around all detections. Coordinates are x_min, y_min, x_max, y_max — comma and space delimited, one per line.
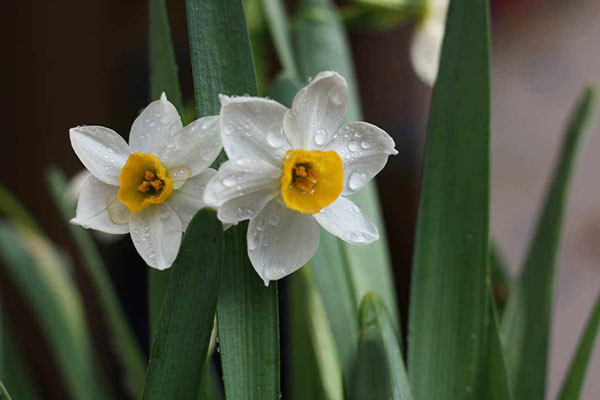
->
222, 175, 238, 187
313, 129, 327, 146
268, 215, 279, 225
360, 140, 372, 149
348, 140, 359, 152
348, 172, 365, 191
330, 90, 346, 106
248, 232, 259, 251
267, 129, 285, 148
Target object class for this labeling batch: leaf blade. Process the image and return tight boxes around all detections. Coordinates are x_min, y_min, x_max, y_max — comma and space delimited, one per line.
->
350, 293, 412, 400
501, 87, 598, 400
406, 0, 492, 399
184, 1, 280, 399
142, 210, 223, 400
556, 292, 600, 400
46, 168, 147, 398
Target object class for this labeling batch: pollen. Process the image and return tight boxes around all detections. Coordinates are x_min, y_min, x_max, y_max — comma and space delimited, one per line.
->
118, 153, 173, 212
281, 149, 343, 214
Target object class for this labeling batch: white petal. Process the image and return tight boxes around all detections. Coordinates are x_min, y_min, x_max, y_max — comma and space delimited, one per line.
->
67, 170, 92, 206
326, 122, 397, 195
129, 204, 182, 270
168, 169, 216, 230
203, 158, 280, 224
410, 19, 445, 86
71, 175, 130, 234
283, 71, 348, 150
248, 199, 320, 285
219, 95, 291, 166
314, 196, 379, 245
157, 115, 222, 176
129, 93, 183, 154
70, 126, 131, 185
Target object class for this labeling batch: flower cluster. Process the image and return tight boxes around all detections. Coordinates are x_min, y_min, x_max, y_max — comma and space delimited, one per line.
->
70, 72, 396, 283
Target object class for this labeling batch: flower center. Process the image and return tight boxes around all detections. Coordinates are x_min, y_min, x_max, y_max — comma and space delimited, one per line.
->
281, 149, 343, 214
118, 153, 173, 212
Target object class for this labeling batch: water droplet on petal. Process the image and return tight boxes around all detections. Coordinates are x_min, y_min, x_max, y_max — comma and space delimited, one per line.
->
248, 232, 259, 251
313, 129, 327, 146
348, 140, 359, 152
268, 215, 279, 225
267, 128, 285, 148
360, 140, 372, 149
222, 175, 238, 187
348, 171, 366, 191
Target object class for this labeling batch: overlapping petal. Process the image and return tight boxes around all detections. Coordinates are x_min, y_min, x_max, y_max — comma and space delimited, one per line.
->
247, 199, 320, 285
313, 196, 379, 245
168, 169, 216, 230
157, 115, 222, 176
129, 93, 183, 154
129, 203, 182, 270
204, 158, 280, 224
70, 126, 131, 185
220, 96, 291, 166
71, 175, 130, 234
326, 122, 398, 195
283, 71, 348, 150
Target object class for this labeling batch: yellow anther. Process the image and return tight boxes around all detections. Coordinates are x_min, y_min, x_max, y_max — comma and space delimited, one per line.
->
118, 153, 174, 212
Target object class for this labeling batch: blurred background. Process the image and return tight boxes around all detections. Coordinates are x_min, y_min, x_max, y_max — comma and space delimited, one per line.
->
1, 0, 598, 398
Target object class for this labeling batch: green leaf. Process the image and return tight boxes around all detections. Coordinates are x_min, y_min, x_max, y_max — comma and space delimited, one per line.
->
287, 265, 343, 400
0, 322, 42, 400
501, 87, 598, 400
406, 0, 491, 399
261, 0, 299, 79
350, 293, 412, 400
149, 0, 184, 113
148, 0, 185, 339
557, 292, 600, 400
294, 0, 398, 384
0, 185, 41, 234
184, 1, 280, 399
0, 379, 13, 400
46, 167, 146, 398
142, 210, 223, 400
478, 286, 513, 400
0, 224, 107, 400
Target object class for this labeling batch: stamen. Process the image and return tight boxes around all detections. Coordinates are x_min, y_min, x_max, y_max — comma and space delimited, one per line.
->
292, 163, 318, 193
137, 170, 165, 194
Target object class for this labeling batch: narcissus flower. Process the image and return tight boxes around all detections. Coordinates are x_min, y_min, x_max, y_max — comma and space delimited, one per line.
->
410, 0, 449, 86
204, 71, 397, 285
70, 93, 222, 269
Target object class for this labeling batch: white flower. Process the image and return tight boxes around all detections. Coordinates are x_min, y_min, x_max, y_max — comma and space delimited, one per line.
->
70, 93, 222, 270
204, 71, 397, 285
410, 0, 449, 86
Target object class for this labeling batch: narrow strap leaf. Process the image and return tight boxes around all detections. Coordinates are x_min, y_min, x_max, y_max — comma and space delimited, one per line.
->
0, 379, 13, 400
407, 1, 492, 399
261, 0, 299, 79
350, 293, 412, 400
501, 87, 598, 400
46, 168, 147, 398
184, 2, 280, 399
142, 211, 223, 400
0, 224, 108, 400
148, 0, 186, 338
557, 292, 600, 400
288, 265, 343, 400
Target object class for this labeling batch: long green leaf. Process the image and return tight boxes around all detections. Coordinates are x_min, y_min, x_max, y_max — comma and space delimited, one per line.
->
261, 0, 299, 79
407, 0, 491, 399
0, 224, 107, 400
294, 0, 398, 384
501, 87, 598, 400
142, 210, 223, 400
185, 1, 280, 399
148, 0, 186, 339
0, 379, 13, 400
46, 168, 146, 397
478, 287, 513, 400
350, 293, 412, 400
0, 323, 42, 400
288, 265, 343, 400
557, 292, 600, 400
